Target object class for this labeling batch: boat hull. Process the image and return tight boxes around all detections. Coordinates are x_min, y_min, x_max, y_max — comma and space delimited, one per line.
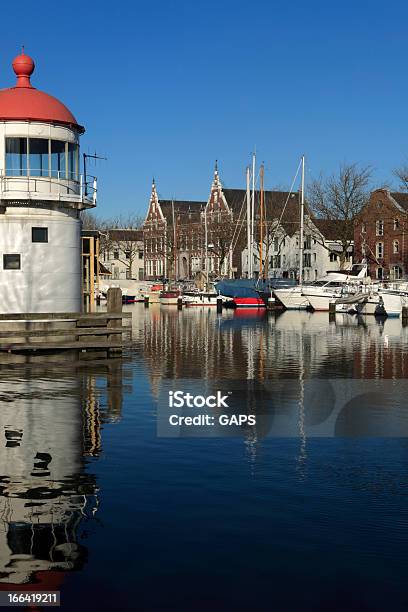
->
274, 287, 309, 310
233, 297, 266, 308
380, 292, 403, 317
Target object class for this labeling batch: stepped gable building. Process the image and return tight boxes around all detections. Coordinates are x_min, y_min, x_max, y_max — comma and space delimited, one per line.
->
143, 164, 303, 280
143, 179, 205, 280
354, 189, 408, 280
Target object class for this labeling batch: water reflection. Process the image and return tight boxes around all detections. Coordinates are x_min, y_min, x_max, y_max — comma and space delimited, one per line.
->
0, 361, 124, 590
139, 306, 408, 382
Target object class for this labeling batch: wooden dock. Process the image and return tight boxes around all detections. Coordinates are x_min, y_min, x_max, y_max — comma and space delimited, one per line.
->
0, 288, 131, 359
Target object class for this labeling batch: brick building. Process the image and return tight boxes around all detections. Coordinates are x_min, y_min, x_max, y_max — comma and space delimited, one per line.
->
354, 189, 408, 280
143, 164, 303, 280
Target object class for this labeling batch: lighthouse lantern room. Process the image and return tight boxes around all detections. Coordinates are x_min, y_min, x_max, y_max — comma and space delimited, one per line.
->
0, 51, 96, 314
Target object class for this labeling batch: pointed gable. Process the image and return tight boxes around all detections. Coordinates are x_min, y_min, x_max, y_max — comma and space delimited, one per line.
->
145, 179, 166, 224
205, 161, 231, 214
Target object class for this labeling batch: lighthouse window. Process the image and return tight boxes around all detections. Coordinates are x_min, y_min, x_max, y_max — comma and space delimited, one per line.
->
5, 138, 27, 176
3, 254, 21, 270
51, 140, 66, 178
29, 138, 49, 177
32, 227, 48, 243
68, 143, 79, 181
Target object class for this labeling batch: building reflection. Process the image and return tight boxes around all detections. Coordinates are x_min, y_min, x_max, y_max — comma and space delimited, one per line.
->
140, 306, 408, 445
0, 360, 124, 590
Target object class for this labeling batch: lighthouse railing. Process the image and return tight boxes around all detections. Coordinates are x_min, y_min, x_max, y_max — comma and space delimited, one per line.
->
0, 171, 97, 206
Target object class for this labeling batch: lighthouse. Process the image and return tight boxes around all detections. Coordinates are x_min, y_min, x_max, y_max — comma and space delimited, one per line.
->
0, 51, 96, 314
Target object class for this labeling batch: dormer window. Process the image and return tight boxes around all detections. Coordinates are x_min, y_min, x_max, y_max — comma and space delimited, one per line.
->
376, 220, 384, 236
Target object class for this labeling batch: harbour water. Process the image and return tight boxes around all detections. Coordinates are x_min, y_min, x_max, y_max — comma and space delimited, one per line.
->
1, 306, 408, 610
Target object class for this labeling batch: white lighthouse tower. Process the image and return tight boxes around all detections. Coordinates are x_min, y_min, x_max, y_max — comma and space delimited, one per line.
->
0, 51, 96, 314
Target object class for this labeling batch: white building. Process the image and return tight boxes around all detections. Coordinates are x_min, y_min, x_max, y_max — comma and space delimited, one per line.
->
0, 51, 95, 313
101, 228, 144, 280
242, 216, 353, 280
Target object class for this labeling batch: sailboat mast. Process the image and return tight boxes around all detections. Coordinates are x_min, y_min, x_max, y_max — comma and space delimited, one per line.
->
246, 166, 251, 278
204, 205, 208, 288
259, 164, 264, 279
299, 155, 305, 286
172, 200, 177, 281
251, 152, 256, 277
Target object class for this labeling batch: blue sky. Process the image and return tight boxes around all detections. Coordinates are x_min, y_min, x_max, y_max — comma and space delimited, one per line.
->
1, 0, 408, 217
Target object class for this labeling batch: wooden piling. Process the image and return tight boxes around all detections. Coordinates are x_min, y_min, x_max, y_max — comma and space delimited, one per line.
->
107, 288, 123, 356
402, 306, 408, 324
329, 301, 336, 321
177, 296, 183, 310
217, 297, 223, 313
144, 296, 149, 307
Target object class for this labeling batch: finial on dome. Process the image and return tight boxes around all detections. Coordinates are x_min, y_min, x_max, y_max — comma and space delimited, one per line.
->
12, 49, 35, 88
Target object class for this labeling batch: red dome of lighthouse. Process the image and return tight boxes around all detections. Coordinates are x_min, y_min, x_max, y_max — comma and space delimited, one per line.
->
0, 51, 84, 133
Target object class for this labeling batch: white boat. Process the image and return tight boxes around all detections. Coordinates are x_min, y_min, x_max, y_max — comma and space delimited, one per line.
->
302, 264, 369, 311
379, 289, 404, 317
273, 286, 309, 310
183, 292, 219, 306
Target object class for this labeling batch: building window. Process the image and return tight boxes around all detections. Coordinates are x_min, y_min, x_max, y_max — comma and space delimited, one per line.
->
273, 237, 279, 252
126, 269, 131, 279
391, 265, 403, 280
329, 253, 338, 262
394, 218, 400, 230
303, 253, 311, 268
125, 250, 131, 260
376, 220, 384, 236
3, 254, 21, 270
32, 227, 48, 243
304, 235, 311, 250
377, 267, 384, 280
29, 138, 49, 177
51, 140, 66, 178
138, 250, 143, 260
376, 242, 384, 259
393, 240, 399, 254
6, 137, 27, 176
114, 250, 119, 259
273, 254, 281, 268
361, 222, 366, 233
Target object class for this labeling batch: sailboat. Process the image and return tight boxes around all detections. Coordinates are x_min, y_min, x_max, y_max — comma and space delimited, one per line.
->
274, 155, 309, 310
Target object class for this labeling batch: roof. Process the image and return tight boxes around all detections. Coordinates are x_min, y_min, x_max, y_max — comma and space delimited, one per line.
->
313, 218, 353, 241
0, 52, 83, 133
390, 192, 408, 211
159, 199, 204, 224
223, 189, 302, 236
108, 229, 144, 242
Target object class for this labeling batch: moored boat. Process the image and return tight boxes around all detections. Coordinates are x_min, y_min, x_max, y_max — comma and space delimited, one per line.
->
160, 290, 181, 305
233, 296, 266, 308
183, 292, 218, 306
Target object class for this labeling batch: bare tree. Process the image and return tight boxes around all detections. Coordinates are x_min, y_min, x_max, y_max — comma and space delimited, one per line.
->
207, 214, 236, 277
81, 210, 103, 230
393, 163, 408, 191
105, 214, 144, 279
307, 163, 372, 266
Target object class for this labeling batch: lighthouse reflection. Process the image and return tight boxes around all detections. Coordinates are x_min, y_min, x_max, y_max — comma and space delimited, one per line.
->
0, 361, 123, 588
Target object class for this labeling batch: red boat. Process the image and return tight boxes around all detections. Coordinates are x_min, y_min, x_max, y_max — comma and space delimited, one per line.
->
232, 297, 266, 308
